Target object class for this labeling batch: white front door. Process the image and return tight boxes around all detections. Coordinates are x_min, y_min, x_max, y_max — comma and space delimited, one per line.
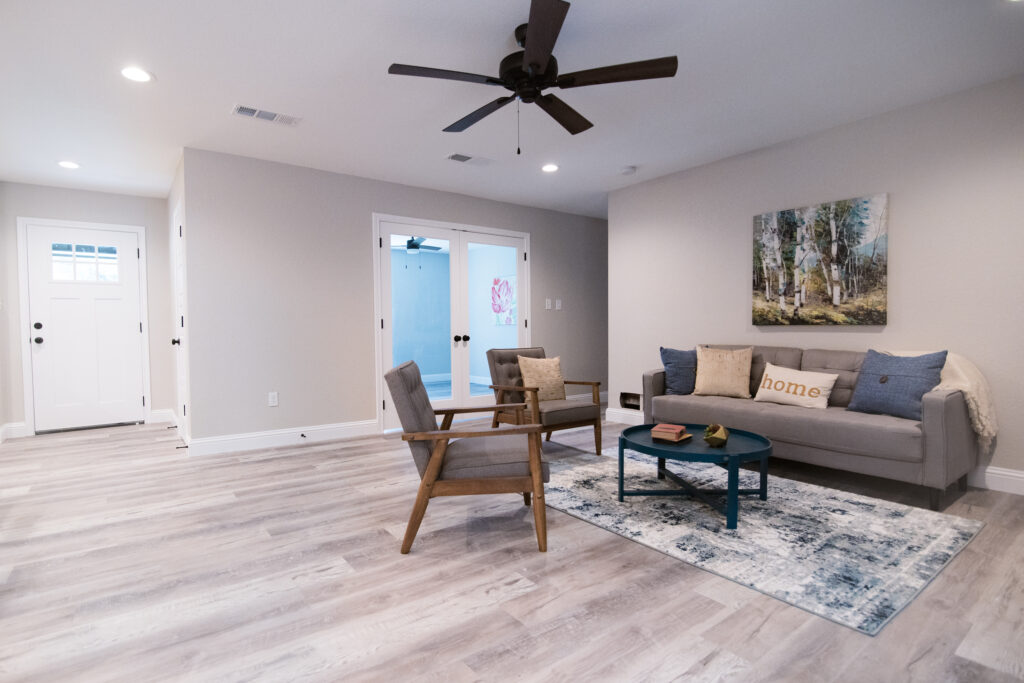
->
376, 216, 529, 430
23, 220, 146, 432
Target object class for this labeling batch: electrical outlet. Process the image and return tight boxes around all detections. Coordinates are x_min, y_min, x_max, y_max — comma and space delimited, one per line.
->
545, 298, 552, 310
268, 391, 279, 407
555, 299, 562, 310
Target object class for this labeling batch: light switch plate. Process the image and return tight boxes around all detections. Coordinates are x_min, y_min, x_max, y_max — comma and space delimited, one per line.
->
268, 391, 279, 407
555, 299, 562, 310
545, 298, 552, 310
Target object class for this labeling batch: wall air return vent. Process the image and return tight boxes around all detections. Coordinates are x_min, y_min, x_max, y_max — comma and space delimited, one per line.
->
448, 153, 473, 163
233, 104, 301, 126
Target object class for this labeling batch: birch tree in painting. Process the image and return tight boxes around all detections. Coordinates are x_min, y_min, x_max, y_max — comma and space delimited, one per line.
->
752, 194, 887, 325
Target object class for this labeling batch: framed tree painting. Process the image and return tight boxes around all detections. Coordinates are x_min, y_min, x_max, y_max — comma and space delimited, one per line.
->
752, 194, 888, 325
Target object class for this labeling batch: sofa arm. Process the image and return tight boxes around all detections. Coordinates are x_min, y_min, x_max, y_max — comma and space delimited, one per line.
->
920, 388, 978, 490
642, 369, 666, 423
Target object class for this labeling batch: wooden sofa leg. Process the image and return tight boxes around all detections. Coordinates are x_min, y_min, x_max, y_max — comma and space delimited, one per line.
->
928, 488, 942, 511
523, 492, 531, 506
958, 474, 968, 492
594, 421, 602, 454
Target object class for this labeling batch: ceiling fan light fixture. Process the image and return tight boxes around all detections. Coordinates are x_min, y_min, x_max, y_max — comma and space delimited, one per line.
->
542, 163, 559, 173
120, 66, 153, 82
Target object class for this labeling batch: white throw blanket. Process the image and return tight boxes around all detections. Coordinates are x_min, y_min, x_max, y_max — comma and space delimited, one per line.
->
886, 350, 998, 453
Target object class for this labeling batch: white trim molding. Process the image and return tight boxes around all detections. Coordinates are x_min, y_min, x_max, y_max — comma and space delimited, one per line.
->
969, 465, 1024, 496
188, 419, 380, 457
604, 407, 645, 426
0, 422, 33, 444
146, 409, 177, 424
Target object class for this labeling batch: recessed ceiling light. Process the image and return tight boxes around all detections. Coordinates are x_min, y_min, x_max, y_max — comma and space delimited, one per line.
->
121, 66, 153, 82
58, 160, 80, 169
542, 163, 559, 173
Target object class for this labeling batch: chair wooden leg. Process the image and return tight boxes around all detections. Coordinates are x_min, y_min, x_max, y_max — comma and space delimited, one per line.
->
523, 492, 531, 506
528, 432, 547, 552
401, 480, 433, 554
593, 420, 602, 454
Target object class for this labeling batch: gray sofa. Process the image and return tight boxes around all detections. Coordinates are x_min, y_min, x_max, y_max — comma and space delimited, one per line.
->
643, 345, 978, 509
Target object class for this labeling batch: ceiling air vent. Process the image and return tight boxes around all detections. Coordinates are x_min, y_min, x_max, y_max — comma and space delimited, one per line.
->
448, 153, 472, 163
232, 104, 301, 126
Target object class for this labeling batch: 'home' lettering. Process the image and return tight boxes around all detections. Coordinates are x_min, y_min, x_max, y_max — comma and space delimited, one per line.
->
761, 374, 821, 398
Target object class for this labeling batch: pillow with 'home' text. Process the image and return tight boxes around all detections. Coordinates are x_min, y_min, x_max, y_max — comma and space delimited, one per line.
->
754, 362, 839, 409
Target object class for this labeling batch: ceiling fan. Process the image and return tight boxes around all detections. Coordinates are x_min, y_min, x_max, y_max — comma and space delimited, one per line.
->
387, 0, 678, 135
406, 236, 442, 253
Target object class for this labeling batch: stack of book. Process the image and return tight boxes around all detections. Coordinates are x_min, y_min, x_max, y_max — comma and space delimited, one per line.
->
651, 423, 691, 442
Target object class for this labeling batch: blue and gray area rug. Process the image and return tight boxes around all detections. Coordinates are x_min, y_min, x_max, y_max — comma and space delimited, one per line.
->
545, 450, 983, 635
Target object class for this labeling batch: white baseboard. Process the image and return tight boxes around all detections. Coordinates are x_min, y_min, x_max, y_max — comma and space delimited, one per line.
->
188, 419, 380, 457
604, 407, 645, 425
0, 422, 32, 443
969, 465, 1024, 496
147, 409, 176, 424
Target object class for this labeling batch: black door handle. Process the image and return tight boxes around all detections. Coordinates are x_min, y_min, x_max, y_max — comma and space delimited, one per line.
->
171, 338, 181, 345
34, 337, 44, 344
463, 335, 470, 342
33, 322, 42, 330
453, 335, 462, 342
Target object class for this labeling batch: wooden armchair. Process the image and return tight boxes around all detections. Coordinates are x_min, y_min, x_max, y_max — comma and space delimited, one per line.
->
384, 360, 548, 554
485, 347, 602, 454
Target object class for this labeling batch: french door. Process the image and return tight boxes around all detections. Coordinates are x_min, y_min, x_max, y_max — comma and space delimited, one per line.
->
376, 216, 529, 430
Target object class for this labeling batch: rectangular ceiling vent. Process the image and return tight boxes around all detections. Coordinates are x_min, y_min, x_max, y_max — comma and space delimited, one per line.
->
233, 104, 301, 126
448, 153, 473, 163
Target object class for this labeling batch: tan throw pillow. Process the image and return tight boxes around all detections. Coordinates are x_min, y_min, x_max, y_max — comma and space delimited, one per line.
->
693, 346, 753, 398
518, 356, 566, 401
754, 362, 839, 409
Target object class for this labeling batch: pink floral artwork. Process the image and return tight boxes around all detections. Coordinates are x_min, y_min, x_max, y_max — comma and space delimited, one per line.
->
491, 277, 516, 325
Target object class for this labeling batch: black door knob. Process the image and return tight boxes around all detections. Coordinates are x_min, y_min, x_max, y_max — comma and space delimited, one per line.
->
33, 322, 42, 330
463, 335, 470, 342
34, 337, 44, 344
453, 335, 463, 342
171, 338, 181, 346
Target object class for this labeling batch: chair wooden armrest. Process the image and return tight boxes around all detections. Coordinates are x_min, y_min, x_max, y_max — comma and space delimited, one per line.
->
433, 404, 528, 415
402, 424, 543, 441
563, 380, 601, 386
489, 384, 540, 395
563, 379, 601, 403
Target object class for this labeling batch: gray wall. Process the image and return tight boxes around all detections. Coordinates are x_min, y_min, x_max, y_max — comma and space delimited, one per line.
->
182, 149, 608, 439
0, 182, 174, 427
608, 76, 1024, 472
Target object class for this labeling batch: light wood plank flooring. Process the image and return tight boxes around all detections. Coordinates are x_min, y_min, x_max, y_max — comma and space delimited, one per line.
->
0, 422, 1022, 681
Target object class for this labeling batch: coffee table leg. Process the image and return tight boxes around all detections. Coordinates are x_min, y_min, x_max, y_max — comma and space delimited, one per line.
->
726, 459, 740, 529
759, 455, 769, 501
657, 456, 666, 480
618, 442, 625, 502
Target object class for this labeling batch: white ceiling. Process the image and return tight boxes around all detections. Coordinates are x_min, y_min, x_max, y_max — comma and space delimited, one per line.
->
2, 0, 1023, 219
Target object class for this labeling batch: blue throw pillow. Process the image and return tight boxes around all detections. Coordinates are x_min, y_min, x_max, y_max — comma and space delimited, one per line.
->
847, 349, 948, 420
660, 347, 697, 395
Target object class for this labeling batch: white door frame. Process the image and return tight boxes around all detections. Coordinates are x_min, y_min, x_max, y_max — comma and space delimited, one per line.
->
372, 213, 531, 432
16, 216, 153, 433
170, 200, 192, 443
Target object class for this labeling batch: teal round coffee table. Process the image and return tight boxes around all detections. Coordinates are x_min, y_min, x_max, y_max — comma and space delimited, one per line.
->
618, 423, 772, 529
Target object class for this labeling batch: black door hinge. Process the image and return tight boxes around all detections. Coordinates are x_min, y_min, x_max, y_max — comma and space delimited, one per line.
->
139, 322, 143, 333
180, 315, 184, 328
525, 319, 528, 328
383, 399, 386, 411
179, 225, 183, 237
137, 248, 140, 258
183, 404, 187, 416
380, 318, 384, 329
379, 237, 383, 248
142, 396, 146, 406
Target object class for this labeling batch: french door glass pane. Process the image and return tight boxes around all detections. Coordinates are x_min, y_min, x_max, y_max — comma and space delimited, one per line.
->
390, 234, 452, 400
467, 241, 518, 397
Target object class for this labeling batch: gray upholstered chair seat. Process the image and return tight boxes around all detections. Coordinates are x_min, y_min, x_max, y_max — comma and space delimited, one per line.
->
536, 400, 600, 427
442, 435, 551, 481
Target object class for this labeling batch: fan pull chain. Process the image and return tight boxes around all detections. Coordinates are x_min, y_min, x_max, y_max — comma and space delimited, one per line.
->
516, 98, 521, 155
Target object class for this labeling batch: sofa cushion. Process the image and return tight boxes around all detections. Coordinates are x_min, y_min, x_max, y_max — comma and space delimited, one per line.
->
660, 346, 697, 395
651, 394, 923, 463
518, 355, 566, 401
847, 350, 948, 421
710, 344, 803, 396
694, 346, 752, 398
754, 362, 838, 409
801, 349, 865, 407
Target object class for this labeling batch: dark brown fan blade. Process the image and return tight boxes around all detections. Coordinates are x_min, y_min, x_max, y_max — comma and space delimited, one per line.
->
443, 96, 517, 132
523, 0, 570, 76
557, 56, 678, 89
388, 63, 503, 86
535, 94, 592, 135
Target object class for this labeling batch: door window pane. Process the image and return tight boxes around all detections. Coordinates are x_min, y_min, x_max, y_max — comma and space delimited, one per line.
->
97, 246, 119, 282
52, 243, 120, 282
51, 243, 73, 280
467, 242, 518, 396
390, 235, 452, 400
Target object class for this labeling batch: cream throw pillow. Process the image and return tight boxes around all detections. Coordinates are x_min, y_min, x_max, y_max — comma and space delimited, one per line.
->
693, 346, 753, 398
754, 362, 839, 409
518, 356, 566, 401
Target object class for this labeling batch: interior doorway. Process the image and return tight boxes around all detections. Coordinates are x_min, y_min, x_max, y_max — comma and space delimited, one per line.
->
17, 217, 151, 433
373, 214, 530, 430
